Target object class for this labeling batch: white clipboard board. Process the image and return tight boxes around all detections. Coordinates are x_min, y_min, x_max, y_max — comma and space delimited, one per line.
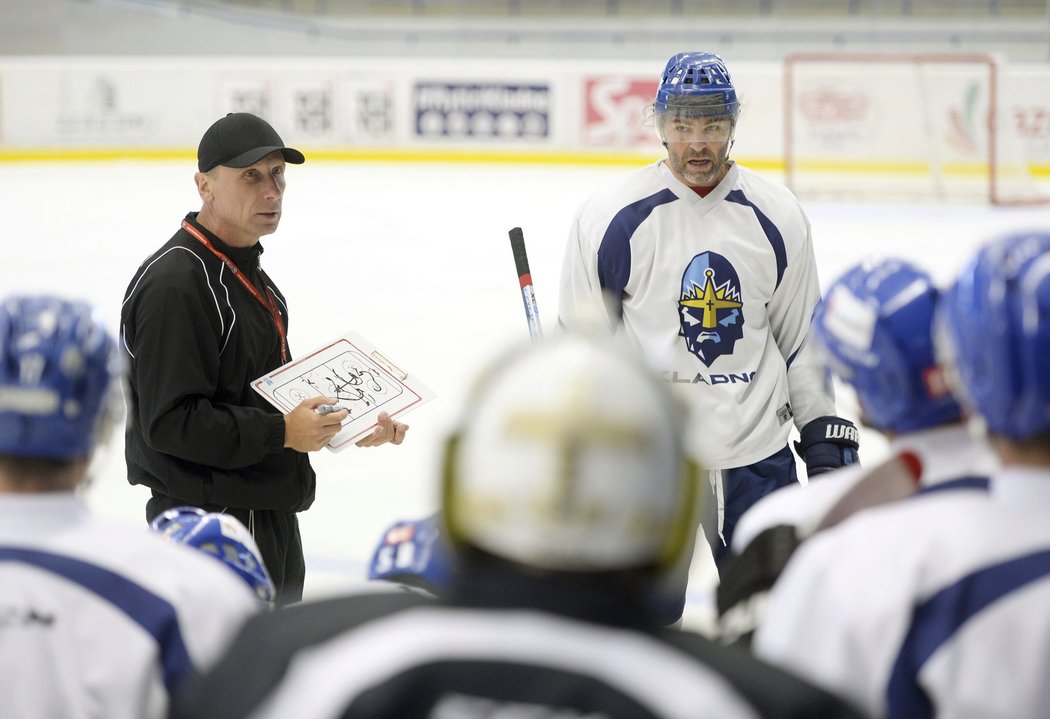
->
251, 331, 434, 452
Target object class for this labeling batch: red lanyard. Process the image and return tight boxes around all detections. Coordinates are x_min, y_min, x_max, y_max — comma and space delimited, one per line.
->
182, 220, 288, 364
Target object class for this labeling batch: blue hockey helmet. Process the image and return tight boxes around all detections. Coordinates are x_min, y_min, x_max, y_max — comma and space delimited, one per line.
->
368, 513, 453, 597
0, 294, 121, 460
151, 507, 276, 603
939, 231, 1050, 440
654, 52, 739, 119
813, 258, 962, 433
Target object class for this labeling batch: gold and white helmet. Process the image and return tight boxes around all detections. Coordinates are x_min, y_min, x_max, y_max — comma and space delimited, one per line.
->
442, 332, 699, 574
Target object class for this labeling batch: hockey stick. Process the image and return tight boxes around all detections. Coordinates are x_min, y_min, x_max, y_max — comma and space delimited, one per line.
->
509, 227, 543, 342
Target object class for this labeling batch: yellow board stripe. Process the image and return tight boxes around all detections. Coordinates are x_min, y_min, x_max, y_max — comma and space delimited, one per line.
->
0, 147, 1046, 178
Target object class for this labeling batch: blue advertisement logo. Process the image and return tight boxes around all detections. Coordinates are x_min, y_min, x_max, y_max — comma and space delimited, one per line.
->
414, 82, 550, 140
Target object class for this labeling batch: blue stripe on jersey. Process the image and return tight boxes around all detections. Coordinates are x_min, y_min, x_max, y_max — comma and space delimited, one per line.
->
0, 547, 195, 694
596, 188, 679, 311
915, 476, 990, 496
725, 190, 788, 290
885, 548, 1050, 719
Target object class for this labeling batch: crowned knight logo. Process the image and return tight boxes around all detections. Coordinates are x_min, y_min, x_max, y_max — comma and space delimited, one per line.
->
678, 252, 745, 367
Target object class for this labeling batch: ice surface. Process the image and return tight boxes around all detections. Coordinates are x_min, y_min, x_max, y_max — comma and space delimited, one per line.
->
3, 159, 1048, 632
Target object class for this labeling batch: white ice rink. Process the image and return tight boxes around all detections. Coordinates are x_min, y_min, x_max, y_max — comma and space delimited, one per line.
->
3, 158, 1049, 631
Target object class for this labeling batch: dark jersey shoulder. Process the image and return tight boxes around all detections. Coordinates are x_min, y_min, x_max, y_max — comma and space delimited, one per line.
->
171, 589, 432, 719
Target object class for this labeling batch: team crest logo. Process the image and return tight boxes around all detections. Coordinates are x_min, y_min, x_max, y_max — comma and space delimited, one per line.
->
678, 252, 745, 367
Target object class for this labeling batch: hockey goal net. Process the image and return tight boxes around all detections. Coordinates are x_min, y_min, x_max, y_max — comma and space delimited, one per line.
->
783, 52, 1047, 205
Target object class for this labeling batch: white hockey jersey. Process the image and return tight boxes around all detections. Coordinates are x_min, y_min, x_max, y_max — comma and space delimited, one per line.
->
0, 493, 259, 719
732, 424, 999, 553
753, 465, 1050, 719
559, 159, 834, 470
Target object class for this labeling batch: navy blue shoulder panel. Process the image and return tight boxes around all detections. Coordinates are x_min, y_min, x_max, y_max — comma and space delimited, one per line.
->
725, 189, 788, 290
596, 188, 679, 305
915, 476, 990, 496
886, 548, 1050, 719
0, 547, 195, 695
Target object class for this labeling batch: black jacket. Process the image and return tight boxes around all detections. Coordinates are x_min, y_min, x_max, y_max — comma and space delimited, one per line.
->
120, 212, 315, 512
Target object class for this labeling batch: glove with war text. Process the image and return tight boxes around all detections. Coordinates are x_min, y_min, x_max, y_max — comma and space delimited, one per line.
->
794, 415, 860, 479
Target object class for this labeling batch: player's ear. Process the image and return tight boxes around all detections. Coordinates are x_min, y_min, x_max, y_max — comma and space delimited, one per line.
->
194, 171, 212, 202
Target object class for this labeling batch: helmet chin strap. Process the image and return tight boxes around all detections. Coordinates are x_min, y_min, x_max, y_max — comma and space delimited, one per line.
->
715, 135, 736, 174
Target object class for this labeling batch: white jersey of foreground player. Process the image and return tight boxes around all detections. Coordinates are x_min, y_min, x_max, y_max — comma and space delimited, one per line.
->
731, 423, 998, 553
559, 159, 834, 470
0, 492, 259, 719
753, 465, 1050, 719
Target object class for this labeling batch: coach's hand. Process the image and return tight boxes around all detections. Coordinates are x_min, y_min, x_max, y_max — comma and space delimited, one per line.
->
794, 415, 860, 479
284, 397, 347, 452
356, 411, 409, 448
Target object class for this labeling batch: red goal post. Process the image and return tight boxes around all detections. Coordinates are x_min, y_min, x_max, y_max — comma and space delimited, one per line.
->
783, 52, 1047, 205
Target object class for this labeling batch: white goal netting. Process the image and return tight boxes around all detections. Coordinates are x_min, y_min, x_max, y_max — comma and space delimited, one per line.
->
783, 52, 1047, 205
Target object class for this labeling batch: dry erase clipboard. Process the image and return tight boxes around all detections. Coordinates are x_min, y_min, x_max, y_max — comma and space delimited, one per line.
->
252, 331, 434, 452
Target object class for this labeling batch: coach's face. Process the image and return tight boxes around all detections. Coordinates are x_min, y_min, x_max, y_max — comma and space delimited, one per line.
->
195, 151, 287, 248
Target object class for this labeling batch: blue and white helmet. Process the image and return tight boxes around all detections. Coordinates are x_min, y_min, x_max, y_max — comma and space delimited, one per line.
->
939, 231, 1050, 440
0, 294, 121, 460
151, 507, 276, 603
814, 258, 962, 433
654, 51, 739, 119
368, 513, 452, 597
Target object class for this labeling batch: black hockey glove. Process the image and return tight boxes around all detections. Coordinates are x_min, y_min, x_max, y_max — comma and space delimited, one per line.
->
794, 415, 860, 479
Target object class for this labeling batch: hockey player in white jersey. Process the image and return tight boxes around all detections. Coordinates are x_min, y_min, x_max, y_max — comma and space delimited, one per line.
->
0, 294, 259, 719
753, 232, 1050, 718
171, 330, 863, 719
717, 257, 998, 644
559, 51, 859, 572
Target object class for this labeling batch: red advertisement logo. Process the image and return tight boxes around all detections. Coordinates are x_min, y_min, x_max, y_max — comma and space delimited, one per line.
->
797, 89, 869, 123
1013, 105, 1050, 140
582, 76, 658, 147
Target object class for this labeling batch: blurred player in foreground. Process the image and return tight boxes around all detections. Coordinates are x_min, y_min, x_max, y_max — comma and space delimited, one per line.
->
0, 294, 258, 719
717, 257, 997, 644
558, 51, 859, 574
753, 233, 1050, 718
171, 331, 863, 719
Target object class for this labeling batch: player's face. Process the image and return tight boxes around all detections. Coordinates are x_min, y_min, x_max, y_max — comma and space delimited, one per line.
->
196, 151, 287, 247
661, 114, 734, 188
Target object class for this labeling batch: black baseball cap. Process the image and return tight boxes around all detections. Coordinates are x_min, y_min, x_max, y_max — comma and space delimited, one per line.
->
197, 112, 306, 172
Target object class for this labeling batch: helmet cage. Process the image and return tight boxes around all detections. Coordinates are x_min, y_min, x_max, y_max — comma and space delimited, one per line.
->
654, 52, 740, 120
